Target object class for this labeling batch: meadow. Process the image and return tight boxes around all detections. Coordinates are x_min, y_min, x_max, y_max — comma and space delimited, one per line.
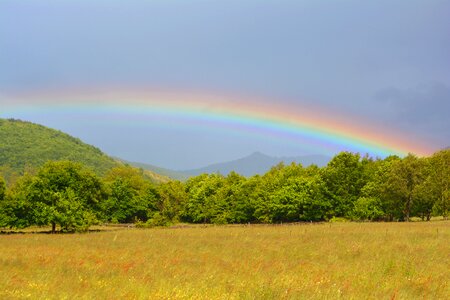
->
1, 221, 449, 299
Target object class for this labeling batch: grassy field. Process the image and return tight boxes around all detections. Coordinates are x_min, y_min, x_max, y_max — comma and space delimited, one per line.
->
1, 222, 449, 299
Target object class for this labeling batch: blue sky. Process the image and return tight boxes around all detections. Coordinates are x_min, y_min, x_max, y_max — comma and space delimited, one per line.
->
1, 1, 449, 169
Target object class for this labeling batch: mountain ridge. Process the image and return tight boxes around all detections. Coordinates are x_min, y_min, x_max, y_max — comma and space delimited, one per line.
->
180, 151, 331, 177
114, 158, 189, 181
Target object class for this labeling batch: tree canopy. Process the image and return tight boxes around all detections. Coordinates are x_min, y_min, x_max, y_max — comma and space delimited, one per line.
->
0, 150, 449, 232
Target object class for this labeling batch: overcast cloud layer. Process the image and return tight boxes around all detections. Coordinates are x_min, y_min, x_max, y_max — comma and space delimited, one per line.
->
1, 0, 449, 168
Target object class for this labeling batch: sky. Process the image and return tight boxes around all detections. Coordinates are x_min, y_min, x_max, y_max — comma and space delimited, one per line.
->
1, 0, 449, 169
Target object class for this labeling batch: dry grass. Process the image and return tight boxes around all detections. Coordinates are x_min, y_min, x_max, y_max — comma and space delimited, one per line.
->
1, 221, 449, 299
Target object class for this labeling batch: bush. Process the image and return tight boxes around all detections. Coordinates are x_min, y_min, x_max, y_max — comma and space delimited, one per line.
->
351, 197, 384, 221
329, 216, 350, 223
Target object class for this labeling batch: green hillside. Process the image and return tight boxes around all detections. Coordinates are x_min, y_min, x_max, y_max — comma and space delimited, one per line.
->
116, 158, 189, 181
0, 118, 120, 177
0, 118, 174, 185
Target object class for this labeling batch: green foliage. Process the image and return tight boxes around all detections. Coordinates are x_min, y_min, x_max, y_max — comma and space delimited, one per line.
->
119, 159, 189, 182
426, 150, 450, 219
383, 154, 425, 221
268, 175, 330, 222
1, 149, 449, 230
351, 197, 384, 221
328, 216, 350, 223
361, 156, 402, 221
216, 172, 248, 223
0, 175, 8, 227
0, 118, 119, 178
0, 176, 5, 201
21, 161, 104, 232
183, 174, 225, 223
102, 166, 153, 223
322, 152, 367, 218
0, 174, 34, 228
0, 165, 21, 187
151, 180, 187, 225
412, 179, 435, 221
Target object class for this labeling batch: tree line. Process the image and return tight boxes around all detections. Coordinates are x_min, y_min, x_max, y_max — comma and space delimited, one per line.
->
0, 150, 449, 232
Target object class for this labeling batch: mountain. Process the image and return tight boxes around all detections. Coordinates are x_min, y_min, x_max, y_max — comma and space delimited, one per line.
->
181, 151, 331, 177
0, 118, 118, 174
114, 158, 189, 181
0, 118, 169, 183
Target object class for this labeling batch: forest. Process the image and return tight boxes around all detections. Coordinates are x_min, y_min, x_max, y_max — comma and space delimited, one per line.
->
0, 150, 449, 232
0, 118, 171, 184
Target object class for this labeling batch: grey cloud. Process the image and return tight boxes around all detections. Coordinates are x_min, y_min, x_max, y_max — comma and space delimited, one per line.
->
374, 83, 450, 146
376, 83, 450, 123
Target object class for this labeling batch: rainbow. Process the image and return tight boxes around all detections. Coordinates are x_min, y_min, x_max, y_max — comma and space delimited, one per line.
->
0, 89, 433, 157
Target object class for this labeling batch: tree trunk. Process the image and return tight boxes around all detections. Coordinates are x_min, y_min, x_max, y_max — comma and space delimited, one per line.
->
442, 193, 448, 220
51, 222, 56, 234
405, 195, 411, 222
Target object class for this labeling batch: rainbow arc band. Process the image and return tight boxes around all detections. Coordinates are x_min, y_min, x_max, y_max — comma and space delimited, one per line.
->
2, 90, 432, 157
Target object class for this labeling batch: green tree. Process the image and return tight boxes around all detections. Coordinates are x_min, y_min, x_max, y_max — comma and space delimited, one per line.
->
0, 165, 20, 188
0, 173, 34, 228
268, 175, 329, 222
194, 171, 249, 224
251, 163, 287, 223
248, 162, 331, 223
411, 153, 450, 221
183, 174, 225, 223
351, 197, 384, 221
230, 175, 260, 223
426, 150, 450, 219
26, 161, 104, 232
322, 152, 367, 218
412, 178, 436, 221
0, 175, 8, 227
384, 154, 425, 221
149, 181, 187, 225
102, 166, 152, 223
372, 156, 403, 221
298, 175, 331, 221
219, 172, 248, 223
355, 157, 396, 221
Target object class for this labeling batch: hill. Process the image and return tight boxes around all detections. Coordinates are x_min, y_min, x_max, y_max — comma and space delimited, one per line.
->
0, 118, 169, 183
116, 158, 189, 181
0, 118, 118, 175
181, 151, 331, 177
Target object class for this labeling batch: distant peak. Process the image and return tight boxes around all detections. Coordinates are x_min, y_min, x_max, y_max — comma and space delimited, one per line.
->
249, 151, 269, 157
248, 151, 269, 157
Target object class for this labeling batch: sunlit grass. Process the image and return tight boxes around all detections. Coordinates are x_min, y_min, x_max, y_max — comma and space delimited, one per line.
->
1, 221, 449, 299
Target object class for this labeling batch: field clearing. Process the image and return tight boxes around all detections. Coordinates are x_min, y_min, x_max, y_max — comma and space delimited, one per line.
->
1, 222, 449, 299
